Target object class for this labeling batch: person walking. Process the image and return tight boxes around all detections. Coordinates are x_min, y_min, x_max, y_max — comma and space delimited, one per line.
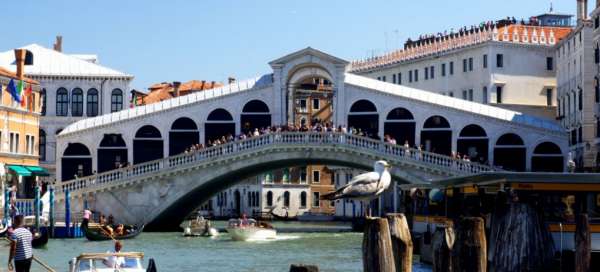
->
8, 215, 33, 272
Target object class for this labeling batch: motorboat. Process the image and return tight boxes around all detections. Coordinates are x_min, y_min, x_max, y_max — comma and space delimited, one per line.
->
180, 216, 218, 237
68, 252, 155, 272
225, 218, 276, 241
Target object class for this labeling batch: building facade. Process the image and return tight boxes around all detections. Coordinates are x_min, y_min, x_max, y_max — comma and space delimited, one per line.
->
351, 15, 572, 119
0, 49, 43, 199
556, 0, 599, 171
0, 41, 133, 180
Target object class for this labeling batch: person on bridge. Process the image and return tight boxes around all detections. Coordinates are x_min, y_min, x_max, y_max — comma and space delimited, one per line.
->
8, 215, 33, 272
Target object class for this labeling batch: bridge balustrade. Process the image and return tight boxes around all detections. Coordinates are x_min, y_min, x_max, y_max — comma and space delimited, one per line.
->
54, 132, 496, 195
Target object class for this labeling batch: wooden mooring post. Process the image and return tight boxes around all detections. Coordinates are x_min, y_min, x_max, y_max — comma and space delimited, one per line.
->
289, 264, 319, 272
452, 217, 486, 272
386, 214, 413, 272
432, 225, 455, 272
363, 217, 396, 272
575, 213, 590, 272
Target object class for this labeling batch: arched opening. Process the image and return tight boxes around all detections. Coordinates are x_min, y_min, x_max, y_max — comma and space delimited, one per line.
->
421, 115, 452, 155
111, 89, 123, 113
300, 191, 307, 208
532, 142, 563, 172
87, 88, 99, 117
71, 88, 83, 116
169, 117, 199, 156
56, 88, 68, 116
241, 100, 271, 134
39, 129, 46, 161
61, 143, 92, 181
234, 190, 241, 217
283, 191, 290, 208
348, 99, 379, 138
384, 107, 415, 146
98, 134, 128, 173
286, 67, 334, 127
494, 133, 526, 171
205, 108, 235, 144
266, 191, 273, 207
133, 125, 164, 164
457, 124, 488, 163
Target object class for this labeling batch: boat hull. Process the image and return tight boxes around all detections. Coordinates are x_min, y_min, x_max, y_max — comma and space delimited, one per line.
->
226, 227, 276, 241
82, 224, 144, 241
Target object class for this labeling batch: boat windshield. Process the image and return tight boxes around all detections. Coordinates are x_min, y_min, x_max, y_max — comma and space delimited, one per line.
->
227, 218, 257, 227
76, 257, 143, 271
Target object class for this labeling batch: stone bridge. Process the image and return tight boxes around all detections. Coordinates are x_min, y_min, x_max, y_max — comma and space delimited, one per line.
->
53, 132, 494, 230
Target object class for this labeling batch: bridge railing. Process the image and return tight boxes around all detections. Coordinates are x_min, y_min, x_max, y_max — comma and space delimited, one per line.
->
54, 132, 496, 195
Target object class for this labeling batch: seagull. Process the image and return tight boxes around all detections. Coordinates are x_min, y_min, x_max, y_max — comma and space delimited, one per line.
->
321, 160, 391, 217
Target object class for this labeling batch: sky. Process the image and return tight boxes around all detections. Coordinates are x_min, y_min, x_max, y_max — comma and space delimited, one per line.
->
5, 0, 579, 90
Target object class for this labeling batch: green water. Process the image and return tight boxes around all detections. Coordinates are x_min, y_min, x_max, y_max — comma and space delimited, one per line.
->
0, 227, 431, 271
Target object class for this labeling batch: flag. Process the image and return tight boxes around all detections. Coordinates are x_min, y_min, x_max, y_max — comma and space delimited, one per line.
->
23, 84, 32, 108
18, 81, 26, 107
6, 79, 21, 103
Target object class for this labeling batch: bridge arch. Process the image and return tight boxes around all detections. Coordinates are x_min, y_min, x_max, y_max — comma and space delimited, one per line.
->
133, 125, 164, 164
240, 100, 271, 134
531, 142, 563, 172
457, 124, 488, 163
348, 99, 379, 138
62, 143, 92, 181
169, 117, 199, 156
205, 108, 235, 144
494, 133, 526, 171
384, 107, 415, 146
98, 134, 128, 173
421, 115, 452, 155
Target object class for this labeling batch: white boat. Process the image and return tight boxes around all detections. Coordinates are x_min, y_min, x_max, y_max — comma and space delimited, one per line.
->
69, 252, 151, 272
180, 216, 218, 237
225, 218, 276, 241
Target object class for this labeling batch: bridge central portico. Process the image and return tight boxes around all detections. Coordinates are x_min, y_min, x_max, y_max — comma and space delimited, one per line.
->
54, 47, 569, 228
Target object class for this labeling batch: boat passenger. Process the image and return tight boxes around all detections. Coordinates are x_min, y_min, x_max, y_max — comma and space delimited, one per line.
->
103, 241, 125, 269
115, 224, 125, 236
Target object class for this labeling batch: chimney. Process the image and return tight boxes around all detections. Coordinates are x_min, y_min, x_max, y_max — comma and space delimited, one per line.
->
53, 36, 63, 52
577, 0, 588, 23
14, 49, 26, 80
228, 77, 236, 84
173, 81, 181, 97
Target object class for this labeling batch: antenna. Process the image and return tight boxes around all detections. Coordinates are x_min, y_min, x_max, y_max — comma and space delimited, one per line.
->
549, 0, 553, 13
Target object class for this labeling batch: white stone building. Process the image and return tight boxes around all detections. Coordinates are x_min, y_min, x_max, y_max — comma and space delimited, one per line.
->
350, 14, 573, 119
556, 0, 599, 171
0, 43, 133, 179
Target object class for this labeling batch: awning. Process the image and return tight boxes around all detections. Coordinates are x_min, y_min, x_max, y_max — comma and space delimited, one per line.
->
8, 165, 32, 177
26, 166, 50, 177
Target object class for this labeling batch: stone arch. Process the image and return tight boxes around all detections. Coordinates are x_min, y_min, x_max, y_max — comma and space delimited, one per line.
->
348, 99, 379, 138
457, 124, 488, 163
61, 143, 92, 181
205, 108, 235, 144
285, 63, 335, 127
421, 115, 452, 155
169, 117, 199, 156
133, 125, 164, 164
241, 100, 271, 134
384, 107, 415, 146
98, 134, 128, 173
531, 142, 563, 172
494, 133, 526, 171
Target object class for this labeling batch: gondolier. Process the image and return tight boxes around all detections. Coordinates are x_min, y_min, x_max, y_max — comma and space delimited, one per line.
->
8, 215, 33, 272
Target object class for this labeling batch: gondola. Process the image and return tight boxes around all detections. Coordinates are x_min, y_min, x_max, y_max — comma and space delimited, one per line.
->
30, 227, 48, 248
82, 223, 144, 241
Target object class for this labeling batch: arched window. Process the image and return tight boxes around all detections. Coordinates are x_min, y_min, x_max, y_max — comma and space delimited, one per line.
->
350, 99, 377, 112
266, 191, 273, 207
71, 88, 83, 116
300, 191, 307, 208
61, 143, 92, 181
87, 88, 99, 117
39, 129, 46, 161
283, 191, 290, 208
56, 88, 68, 116
40, 89, 46, 116
111, 89, 123, 113
494, 133, 526, 171
532, 142, 563, 172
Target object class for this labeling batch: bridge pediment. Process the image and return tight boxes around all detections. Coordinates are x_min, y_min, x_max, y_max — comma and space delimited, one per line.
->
269, 47, 349, 69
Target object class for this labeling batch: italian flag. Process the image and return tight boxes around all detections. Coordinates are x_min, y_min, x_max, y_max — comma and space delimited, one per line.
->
16, 80, 24, 106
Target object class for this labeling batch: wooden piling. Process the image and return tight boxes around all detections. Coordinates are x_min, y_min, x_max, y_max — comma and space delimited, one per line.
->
432, 225, 455, 272
289, 264, 319, 272
363, 217, 396, 272
575, 213, 590, 272
386, 213, 413, 272
452, 217, 486, 272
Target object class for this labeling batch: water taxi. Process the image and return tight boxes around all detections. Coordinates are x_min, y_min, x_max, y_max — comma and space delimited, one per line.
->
68, 252, 153, 272
226, 218, 276, 241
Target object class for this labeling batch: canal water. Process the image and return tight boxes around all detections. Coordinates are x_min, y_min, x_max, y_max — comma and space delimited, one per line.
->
0, 222, 431, 271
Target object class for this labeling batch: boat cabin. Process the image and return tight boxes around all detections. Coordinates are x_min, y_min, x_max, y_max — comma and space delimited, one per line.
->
69, 252, 145, 272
